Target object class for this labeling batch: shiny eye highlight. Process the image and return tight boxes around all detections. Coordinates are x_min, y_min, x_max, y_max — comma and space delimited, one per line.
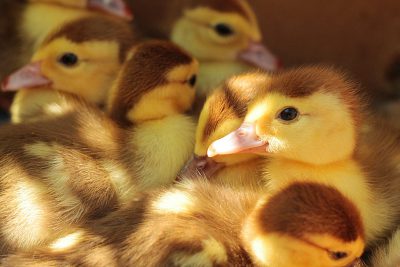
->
278, 107, 299, 122
214, 23, 235, 37
58, 53, 79, 67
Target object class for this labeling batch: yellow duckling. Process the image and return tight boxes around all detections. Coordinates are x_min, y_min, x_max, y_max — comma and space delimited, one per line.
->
2, 15, 135, 123
0, 179, 364, 267
0, 0, 132, 81
29, 0, 133, 19
180, 72, 271, 188
0, 40, 197, 253
126, 0, 279, 97
208, 66, 400, 263
0, 0, 132, 115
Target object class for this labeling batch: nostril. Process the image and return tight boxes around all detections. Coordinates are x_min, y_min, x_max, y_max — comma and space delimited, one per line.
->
237, 129, 247, 137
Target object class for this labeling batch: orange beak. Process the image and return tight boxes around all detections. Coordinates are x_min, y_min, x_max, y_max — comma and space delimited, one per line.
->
1, 62, 52, 92
207, 122, 268, 157
237, 41, 280, 71
87, 0, 133, 20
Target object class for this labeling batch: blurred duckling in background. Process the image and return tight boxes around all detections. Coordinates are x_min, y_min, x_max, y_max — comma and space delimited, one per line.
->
207, 66, 400, 263
0, 40, 197, 253
2, 15, 136, 123
0, 0, 132, 115
28, 0, 132, 19
0, 179, 364, 267
180, 72, 271, 188
126, 0, 279, 98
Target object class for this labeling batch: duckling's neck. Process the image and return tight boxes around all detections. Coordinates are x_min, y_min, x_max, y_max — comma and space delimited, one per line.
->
266, 157, 394, 244
214, 158, 265, 189
127, 114, 196, 190
21, 3, 90, 49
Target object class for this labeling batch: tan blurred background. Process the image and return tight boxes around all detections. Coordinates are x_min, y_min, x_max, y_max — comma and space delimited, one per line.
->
252, 0, 400, 100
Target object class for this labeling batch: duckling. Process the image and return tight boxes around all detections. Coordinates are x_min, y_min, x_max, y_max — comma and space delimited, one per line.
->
0, 179, 364, 267
28, 0, 133, 19
126, 0, 279, 97
207, 66, 400, 255
0, 0, 132, 81
0, 40, 197, 253
0, 0, 132, 116
180, 72, 271, 188
2, 15, 136, 123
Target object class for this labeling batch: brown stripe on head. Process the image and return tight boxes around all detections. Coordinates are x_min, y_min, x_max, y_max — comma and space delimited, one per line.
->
108, 40, 193, 127
201, 72, 270, 143
265, 66, 365, 128
44, 16, 136, 62
257, 182, 364, 242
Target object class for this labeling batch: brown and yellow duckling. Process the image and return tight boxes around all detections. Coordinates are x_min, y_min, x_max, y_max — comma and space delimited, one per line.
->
2, 15, 135, 123
0, 179, 364, 267
0, 40, 197, 253
207, 66, 400, 262
126, 0, 279, 98
180, 72, 271, 188
0, 0, 132, 114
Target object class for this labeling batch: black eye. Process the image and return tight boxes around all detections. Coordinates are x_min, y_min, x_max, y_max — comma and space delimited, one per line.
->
188, 75, 197, 87
59, 53, 78, 67
278, 107, 299, 121
214, 23, 234, 37
329, 251, 348, 260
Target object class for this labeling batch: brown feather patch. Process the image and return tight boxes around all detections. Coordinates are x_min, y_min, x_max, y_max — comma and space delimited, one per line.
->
108, 40, 193, 127
257, 182, 364, 242
44, 16, 136, 62
264, 66, 365, 127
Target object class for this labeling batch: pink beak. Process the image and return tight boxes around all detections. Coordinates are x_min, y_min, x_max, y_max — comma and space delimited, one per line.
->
207, 122, 268, 157
87, 0, 133, 20
1, 62, 52, 92
237, 41, 280, 71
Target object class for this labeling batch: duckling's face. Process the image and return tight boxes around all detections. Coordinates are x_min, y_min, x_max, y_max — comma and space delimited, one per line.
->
31, 37, 122, 105
244, 183, 365, 267
125, 60, 199, 124
208, 68, 360, 165
171, 6, 278, 71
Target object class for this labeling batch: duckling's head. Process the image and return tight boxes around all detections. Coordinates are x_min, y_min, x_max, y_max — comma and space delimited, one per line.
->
180, 72, 270, 178
171, 0, 279, 71
243, 182, 365, 267
208, 66, 363, 165
29, 0, 133, 20
1, 16, 135, 105
107, 40, 198, 127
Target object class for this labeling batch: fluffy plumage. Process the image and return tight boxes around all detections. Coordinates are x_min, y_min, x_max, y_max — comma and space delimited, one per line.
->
5, 15, 135, 123
207, 66, 400, 264
180, 72, 271, 188
0, 40, 197, 253
126, 0, 279, 99
0, 180, 363, 267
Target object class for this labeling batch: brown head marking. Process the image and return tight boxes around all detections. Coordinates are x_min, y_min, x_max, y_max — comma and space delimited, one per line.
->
264, 66, 364, 128
44, 16, 136, 62
109, 40, 193, 127
258, 182, 364, 242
